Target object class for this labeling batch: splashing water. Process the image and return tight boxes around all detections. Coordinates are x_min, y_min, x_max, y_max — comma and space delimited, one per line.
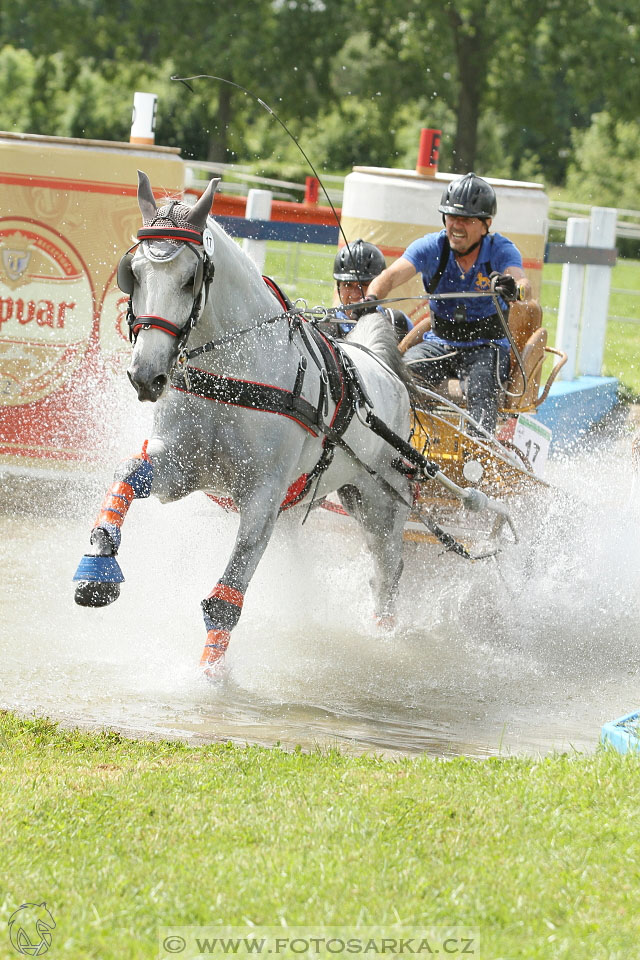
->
2, 407, 640, 757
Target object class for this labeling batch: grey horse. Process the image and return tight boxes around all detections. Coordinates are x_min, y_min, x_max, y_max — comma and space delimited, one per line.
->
74, 171, 414, 677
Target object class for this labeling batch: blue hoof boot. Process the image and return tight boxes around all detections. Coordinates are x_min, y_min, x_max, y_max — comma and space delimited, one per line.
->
73, 554, 124, 608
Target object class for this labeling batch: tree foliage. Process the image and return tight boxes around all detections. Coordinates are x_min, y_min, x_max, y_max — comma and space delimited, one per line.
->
0, 0, 638, 189
566, 112, 640, 210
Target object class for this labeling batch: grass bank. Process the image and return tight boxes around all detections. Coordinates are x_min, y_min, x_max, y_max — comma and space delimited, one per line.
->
1, 712, 639, 960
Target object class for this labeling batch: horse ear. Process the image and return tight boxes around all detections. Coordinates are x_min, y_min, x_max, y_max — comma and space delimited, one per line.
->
186, 178, 220, 231
137, 170, 157, 222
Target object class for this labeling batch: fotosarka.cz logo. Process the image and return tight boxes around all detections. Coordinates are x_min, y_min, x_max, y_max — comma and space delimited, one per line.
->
7, 902, 56, 956
158, 926, 480, 959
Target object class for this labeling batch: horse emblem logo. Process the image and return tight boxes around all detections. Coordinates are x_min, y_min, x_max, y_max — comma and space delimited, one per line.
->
475, 270, 491, 290
7, 902, 56, 956
1, 235, 32, 287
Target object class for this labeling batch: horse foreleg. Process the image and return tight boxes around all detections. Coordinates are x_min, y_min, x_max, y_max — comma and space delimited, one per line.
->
199, 501, 281, 677
73, 441, 154, 607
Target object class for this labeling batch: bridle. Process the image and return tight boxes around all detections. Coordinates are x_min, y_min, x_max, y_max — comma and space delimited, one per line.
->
116, 207, 216, 355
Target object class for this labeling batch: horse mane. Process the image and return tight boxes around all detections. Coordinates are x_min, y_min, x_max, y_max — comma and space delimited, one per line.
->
345, 313, 417, 398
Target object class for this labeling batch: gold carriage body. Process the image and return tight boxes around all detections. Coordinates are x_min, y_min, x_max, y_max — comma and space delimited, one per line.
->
405, 300, 567, 545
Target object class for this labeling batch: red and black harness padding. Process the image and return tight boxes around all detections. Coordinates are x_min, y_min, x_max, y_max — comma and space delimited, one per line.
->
171, 277, 363, 512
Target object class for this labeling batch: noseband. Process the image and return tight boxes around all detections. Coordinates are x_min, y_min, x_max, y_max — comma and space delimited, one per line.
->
117, 212, 215, 352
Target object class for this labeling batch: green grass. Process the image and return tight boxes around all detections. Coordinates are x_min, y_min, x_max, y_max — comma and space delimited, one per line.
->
2, 711, 640, 960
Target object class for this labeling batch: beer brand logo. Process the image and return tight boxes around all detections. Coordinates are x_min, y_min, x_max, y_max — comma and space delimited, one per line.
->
1, 235, 32, 286
0, 218, 95, 407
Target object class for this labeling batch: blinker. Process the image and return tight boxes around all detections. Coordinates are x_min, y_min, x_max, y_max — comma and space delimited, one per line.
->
117, 251, 135, 295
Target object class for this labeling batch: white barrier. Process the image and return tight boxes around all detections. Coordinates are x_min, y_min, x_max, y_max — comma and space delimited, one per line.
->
554, 206, 617, 379
242, 189, 273, 273
556, 218, 589, 381
130, 92, 157, 145
578, 207, 617, 376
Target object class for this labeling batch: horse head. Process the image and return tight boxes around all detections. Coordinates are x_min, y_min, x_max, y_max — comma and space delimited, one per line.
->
125, 170, 219, 402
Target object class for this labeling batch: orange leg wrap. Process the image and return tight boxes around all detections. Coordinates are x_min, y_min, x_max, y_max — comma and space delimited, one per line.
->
94, 481, 135, 529
199, 629, 231, 678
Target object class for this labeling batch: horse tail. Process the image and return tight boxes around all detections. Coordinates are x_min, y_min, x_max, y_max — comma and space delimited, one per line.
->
345, 312, 419, 401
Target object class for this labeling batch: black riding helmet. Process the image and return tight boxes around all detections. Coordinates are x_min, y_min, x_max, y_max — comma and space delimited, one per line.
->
439, 172, 497, 219
333, 239, 386, 283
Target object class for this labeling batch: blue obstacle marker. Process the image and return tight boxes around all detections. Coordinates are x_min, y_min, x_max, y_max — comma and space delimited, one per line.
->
537, 376, 619, 447
600, 710, 640, 755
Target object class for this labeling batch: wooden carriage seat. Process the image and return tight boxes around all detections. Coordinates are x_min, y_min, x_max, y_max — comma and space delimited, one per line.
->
503, 300, 545, 411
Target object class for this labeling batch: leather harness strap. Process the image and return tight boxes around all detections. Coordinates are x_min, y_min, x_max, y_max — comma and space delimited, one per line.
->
170, 318, 367, 509
171, 364, 328, 438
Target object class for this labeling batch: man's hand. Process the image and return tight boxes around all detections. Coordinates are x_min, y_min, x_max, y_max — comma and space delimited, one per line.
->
350, 294, 379, 319
490, 272, 519, 302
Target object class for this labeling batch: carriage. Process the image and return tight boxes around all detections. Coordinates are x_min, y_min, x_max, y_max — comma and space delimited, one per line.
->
319, 297, 567, 555
402, 297, 567, 549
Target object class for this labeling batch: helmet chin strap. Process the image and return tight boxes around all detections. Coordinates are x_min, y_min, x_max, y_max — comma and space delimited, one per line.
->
455, 237, 483, 258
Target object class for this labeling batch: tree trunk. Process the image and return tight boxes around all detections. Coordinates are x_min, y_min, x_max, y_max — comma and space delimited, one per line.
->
207, 84, 233, 162
449, 9, 489, 173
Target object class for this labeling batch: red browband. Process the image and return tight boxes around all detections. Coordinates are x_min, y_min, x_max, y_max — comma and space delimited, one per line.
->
136, 226, 203, 244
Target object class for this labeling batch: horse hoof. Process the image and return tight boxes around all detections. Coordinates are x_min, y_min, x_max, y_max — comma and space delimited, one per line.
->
199, 656, 227, 683
73, 554, 124, 606
74, 580, 121, 607
373, 613, 396, 631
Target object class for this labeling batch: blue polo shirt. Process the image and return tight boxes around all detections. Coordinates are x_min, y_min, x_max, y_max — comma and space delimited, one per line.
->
402, 230, 522, 347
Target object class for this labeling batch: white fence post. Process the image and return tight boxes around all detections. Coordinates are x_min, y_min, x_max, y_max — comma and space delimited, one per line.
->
556, 217, 589, 381
242, 189, 272, 273
578, 206, 617, 377
130, 91, 157, 144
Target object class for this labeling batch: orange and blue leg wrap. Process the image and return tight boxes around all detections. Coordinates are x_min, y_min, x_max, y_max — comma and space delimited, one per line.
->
92, 441, 154, 551
199, 582, 245, 671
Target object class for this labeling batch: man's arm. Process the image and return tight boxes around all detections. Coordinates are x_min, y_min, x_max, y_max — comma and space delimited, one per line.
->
366, 256, 417, 300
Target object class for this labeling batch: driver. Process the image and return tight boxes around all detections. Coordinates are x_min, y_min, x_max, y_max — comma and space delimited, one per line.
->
363, 173, 532, 434
332, 239, 412, 343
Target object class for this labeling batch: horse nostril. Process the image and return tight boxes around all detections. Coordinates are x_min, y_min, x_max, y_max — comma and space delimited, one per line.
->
152, 374, 168, 396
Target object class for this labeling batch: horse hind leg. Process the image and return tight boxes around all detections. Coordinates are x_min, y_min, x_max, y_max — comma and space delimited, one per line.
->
340, 480, 408, 629
73, 442, 154, 607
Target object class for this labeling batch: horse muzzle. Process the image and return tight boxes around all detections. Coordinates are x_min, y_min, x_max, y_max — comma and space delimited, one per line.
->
127, 366, 169, 402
